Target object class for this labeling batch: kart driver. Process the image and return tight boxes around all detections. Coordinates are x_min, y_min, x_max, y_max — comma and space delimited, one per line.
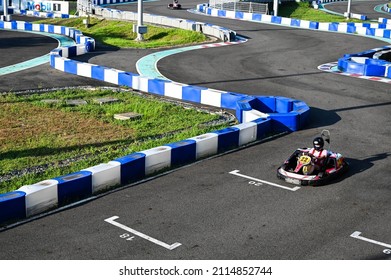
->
308, 137, 328, 170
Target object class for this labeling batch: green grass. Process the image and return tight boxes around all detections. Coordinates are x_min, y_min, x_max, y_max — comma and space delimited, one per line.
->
35, 17, 209, 48
1, 1, 370, 195
279, 1, 366, 23
0, 89, 234, 194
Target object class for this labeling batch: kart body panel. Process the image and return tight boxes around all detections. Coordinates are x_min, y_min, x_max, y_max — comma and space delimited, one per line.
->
277, 148, 349, 186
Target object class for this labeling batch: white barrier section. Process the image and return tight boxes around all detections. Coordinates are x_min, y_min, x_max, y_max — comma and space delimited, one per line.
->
164, 82, 184, 99
132, 76, 149, 92
82, 162, 121, 194
188, 133, 219, 159
201, 89, 222, 107
53, 56, 66, 71
232, 122, 257, 146
18, 179, 58, 217
77, 62, 93, 77
104, 68, 125, 85
141, 146, 172, 175
242, 109, 269, 123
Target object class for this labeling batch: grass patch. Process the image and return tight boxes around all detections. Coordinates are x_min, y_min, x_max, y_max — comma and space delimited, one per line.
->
279, 1, 366, 23
0, 88, 235, 194
35, 17, 209, 48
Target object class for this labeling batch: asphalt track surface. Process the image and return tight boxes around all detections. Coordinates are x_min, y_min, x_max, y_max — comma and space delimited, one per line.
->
323, 0, 391, 20
0, 1, 390, 260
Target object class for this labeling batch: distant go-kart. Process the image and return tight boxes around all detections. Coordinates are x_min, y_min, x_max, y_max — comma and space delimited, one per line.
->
168, 0, 182, 9
277, 130, 349, 186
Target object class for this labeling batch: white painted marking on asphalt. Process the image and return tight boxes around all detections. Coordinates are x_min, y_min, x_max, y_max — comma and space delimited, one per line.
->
350, 231, 391, 249
229, 170, 301, 191
104, 216, 182, 250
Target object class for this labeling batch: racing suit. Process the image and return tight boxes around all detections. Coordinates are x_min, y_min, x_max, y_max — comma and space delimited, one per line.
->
308, 148, 328, 170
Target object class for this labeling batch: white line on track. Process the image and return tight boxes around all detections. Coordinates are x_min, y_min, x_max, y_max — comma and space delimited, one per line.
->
350, 231, 391, 249
229, 170, 301, 192
104, 216, 182, 250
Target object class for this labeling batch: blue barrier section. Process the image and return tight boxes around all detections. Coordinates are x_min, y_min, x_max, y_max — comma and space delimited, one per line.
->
0, 191, 26, 225
272, 16, 282, 24
221, 92, 246, 110
68, 46, 77, 58
235, 11, 244, 19
253, 97, 276, 113
217, 10, 226, 17
64, 60, 78, 75
91, 65, 106, 81
293, 101, 310, 129
338, 58, 365, 74
0, 6, 313, 225
24, 22, 33, 31
55, 171, 92, 206
166, 140, 197, 167
113, 153, 146, 185
214, 127, 240, 153
195, 4, 391, 79
328, 22, 339, 31
182, 86, 204, 103
269, 112, 299, 132
148, 79, 167, 95
291, 19, 301, 27
253, 117, 271, 140
309, 21, 319, 29
276, 97, 293, 114
337, 45, 391, 77
118, 72, 136, 87
365, 59, 388, 76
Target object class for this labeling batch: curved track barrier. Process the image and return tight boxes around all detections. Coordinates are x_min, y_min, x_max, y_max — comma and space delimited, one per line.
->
314, 0, 368, 20
383, 4, 391, 14
338, 46, 391, 78
0, 3, 310, 226
196, 3, 391, 79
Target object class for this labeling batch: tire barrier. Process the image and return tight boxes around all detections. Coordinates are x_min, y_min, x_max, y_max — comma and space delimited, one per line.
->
0, 7, 310, 226
196, 4, 391, 79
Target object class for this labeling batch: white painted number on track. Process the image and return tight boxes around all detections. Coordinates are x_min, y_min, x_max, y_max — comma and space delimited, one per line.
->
229, 170, 301, 192
105, 216, 182, 250
350, 231, 391, 255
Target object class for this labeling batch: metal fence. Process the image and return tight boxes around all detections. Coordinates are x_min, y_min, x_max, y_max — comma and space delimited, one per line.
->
208, 0, 269, 14
77, 0, 92, 16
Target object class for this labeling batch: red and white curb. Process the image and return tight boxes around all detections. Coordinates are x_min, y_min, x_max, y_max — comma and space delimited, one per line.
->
318, 62, 391, 84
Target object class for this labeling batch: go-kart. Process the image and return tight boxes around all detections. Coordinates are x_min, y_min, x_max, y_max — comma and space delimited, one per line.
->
277, 130, 349, 186
168, 0, 181, 9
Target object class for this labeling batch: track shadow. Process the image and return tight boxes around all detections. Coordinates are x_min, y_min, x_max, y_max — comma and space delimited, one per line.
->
305, 106, 341, 129
344, 152, 391, 179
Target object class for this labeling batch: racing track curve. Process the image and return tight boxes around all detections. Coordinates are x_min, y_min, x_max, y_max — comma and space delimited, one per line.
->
322, 0, 391, 20
0, 1, 390, 260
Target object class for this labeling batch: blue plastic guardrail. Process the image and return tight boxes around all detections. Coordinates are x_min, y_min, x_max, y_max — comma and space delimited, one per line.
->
0, 9, 310, 226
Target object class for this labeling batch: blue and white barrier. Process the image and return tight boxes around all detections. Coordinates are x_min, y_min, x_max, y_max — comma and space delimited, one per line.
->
0, 19, 95, 52
383, 4, 391, 14
338, 46, 391, 78
0, 3, 311, 226
196, 4, 390, 40
196, 4, 391, 79
15, 9, 76, 19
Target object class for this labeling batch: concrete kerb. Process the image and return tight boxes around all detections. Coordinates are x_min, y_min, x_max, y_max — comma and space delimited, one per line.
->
0, 3, 310, 226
